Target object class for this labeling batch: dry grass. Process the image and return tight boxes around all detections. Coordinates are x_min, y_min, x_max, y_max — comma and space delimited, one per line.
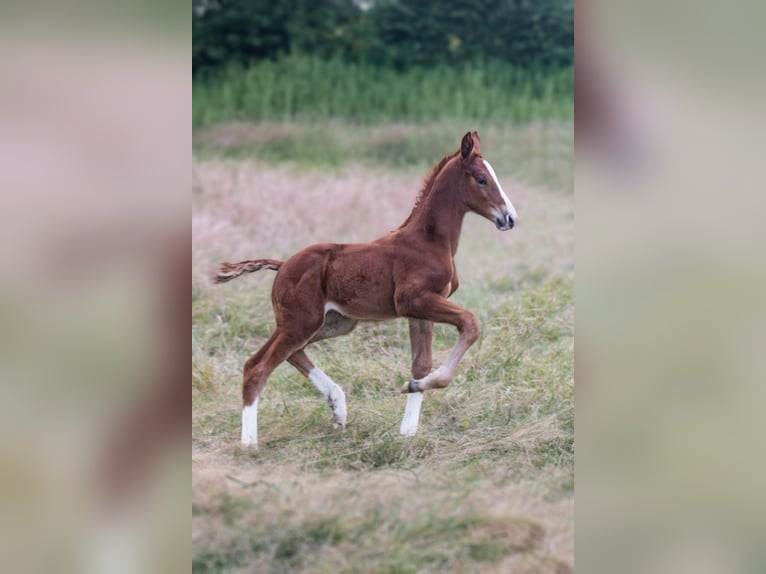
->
192, 122, 573, 573
192, 458, 572, 574
193, 120, 573, 193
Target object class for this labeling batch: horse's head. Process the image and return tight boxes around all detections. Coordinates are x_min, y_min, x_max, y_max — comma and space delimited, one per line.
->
458, 131, 517, 231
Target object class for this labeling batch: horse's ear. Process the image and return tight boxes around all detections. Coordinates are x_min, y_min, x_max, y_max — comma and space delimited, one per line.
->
471, 130, 482, 154
460, 132, 474, 159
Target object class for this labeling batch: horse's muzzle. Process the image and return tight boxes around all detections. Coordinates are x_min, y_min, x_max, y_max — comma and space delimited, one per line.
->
495, 213, 515, 231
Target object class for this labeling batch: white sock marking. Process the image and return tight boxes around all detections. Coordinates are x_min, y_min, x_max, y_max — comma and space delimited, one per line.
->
400, 391, 423, 436
308, 367, 347, 426
483, 159, 518, 221
241, 398, 258, 448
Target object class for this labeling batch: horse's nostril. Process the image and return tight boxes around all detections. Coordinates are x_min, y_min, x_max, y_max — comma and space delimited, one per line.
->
507, 216, 515, 229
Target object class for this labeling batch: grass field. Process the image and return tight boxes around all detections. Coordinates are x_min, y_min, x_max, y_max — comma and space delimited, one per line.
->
192, 121, 573, 573
193, 57, 573, 129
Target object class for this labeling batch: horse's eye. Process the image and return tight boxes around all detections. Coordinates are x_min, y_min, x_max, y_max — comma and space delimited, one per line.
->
476, 177, 487, 186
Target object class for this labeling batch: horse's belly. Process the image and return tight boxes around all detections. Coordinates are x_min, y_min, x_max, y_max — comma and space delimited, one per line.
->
324, 300, 396, 322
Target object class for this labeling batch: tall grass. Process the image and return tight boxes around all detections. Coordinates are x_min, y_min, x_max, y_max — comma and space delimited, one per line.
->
193, 56, 573, 128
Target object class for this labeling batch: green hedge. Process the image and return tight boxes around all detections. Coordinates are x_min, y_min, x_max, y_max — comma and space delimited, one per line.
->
193, 0, 573, 78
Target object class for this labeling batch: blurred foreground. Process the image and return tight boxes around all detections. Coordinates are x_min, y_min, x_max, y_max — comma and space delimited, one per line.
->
0, 12, 189, 574
576, 1, 766, 572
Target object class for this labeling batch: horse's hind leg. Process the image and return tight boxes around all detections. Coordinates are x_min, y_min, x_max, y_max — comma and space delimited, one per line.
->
241, 328, 314, 448
400, 319, 433, 436
288, 350, 347, 429
287, 311, 358, 429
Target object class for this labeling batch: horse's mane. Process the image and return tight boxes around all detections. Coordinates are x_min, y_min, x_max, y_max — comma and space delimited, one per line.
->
399, 150, 459, 227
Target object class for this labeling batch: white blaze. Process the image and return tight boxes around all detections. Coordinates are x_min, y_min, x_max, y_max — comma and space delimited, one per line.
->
241, 398, 259, 448
482, 159, 518, 221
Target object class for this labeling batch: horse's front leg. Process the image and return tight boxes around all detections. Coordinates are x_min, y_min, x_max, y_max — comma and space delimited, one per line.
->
400, 319, 433, 436
396, 292, 479, 394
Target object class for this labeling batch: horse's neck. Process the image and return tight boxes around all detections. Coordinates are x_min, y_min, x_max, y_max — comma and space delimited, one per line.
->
405, 162, 466, 255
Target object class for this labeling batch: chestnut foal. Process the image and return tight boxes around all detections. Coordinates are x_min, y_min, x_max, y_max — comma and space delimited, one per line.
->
215, 132, 517, 448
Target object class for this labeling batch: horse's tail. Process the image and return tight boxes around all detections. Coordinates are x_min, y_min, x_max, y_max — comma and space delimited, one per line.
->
213, 259, 283, 284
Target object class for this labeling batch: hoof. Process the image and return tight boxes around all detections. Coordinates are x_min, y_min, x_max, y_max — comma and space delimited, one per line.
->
401, 379, 419, 394
332, 409, 347, 429
332, 410, 347, 429
240, 441, 258, 451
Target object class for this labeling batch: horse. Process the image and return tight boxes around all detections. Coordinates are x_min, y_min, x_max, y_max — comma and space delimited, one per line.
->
215, 131, 517, 448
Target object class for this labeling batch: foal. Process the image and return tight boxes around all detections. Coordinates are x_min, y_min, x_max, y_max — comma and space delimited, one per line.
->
215, 131, 517, 448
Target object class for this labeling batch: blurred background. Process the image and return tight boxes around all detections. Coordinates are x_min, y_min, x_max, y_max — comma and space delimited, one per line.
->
0, 2, 189, 574
191, 0, 574, 194
193, 0, 573, 127
193, 1, 573, 573
576, 1, 766, 573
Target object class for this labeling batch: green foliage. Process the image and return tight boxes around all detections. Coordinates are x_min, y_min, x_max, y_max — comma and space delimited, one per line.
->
366, 0, 573, 70
193, 56, 573, 127
193, 0, 573, 78
193, 0, 364, 76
